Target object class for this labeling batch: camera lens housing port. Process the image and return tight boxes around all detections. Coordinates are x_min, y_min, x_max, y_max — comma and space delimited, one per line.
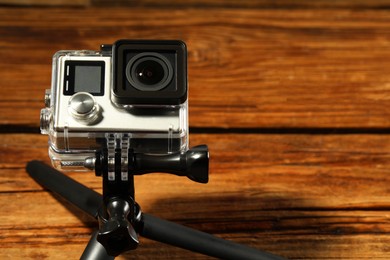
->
112, 40, 187, 106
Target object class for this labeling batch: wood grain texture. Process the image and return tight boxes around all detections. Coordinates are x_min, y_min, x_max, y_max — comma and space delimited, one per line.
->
1, 1, 390, 259
0, 0, 90, 6
93, 0, 390, 9
0, 134, 389, 259
1, 6, 390, 128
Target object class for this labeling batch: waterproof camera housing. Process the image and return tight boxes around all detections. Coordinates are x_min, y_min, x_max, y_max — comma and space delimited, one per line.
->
40, 40, 188, 171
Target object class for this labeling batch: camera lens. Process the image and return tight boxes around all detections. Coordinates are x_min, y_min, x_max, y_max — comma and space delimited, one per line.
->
135, 60, 165, 85
126, 53, 173, 91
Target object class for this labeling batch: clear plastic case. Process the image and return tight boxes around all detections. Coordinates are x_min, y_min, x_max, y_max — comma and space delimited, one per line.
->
41, 47, 189, 171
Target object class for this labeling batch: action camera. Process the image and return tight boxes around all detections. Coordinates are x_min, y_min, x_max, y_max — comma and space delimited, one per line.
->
40, 40, 189, 170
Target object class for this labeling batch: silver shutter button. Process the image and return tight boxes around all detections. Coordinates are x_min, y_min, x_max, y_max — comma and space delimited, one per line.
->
68, 92, 101, 124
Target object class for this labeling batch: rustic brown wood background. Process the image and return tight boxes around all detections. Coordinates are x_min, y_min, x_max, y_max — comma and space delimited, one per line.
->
1, 1, 390, 259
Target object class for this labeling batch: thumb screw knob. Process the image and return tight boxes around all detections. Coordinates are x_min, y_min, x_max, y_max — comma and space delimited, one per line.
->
97, 199, 139, 256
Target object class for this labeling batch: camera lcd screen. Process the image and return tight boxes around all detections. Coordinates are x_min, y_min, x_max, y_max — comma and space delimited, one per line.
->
74, 66, 102, 93
64, 61, 105, 96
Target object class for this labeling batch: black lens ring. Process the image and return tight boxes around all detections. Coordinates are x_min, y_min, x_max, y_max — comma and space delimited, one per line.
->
125, 52, 173, 91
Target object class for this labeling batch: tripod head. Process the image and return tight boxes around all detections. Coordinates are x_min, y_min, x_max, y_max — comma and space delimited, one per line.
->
92, 143, 209, 256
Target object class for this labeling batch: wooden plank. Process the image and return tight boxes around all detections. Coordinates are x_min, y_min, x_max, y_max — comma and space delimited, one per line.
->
1, 234, 389, 259
0, 133, 389, 258
1, 7, 390, 128
0, 191, 389, 259
92, 0, 390, 9
1, 133, 390, 209
0, 0, 89, 6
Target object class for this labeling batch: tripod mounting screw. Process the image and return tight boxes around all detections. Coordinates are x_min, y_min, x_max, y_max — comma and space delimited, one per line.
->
97, 198, 139, 256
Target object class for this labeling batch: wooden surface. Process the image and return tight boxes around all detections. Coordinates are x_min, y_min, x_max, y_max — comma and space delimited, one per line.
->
0, 0, 90, 6
1, 1, 390, 259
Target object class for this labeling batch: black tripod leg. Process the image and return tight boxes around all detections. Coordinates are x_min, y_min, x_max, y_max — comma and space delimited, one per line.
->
26, 160, 101, 219
140, 213, 286, 260
81, 230, 115, 260
26, 161, 113, 258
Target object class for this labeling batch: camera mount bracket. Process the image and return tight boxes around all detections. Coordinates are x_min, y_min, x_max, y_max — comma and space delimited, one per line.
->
92, 133, 209, 256
94, 133, 138, 255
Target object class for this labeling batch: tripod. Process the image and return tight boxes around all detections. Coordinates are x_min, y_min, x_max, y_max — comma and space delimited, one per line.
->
26, 145, 285, 260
